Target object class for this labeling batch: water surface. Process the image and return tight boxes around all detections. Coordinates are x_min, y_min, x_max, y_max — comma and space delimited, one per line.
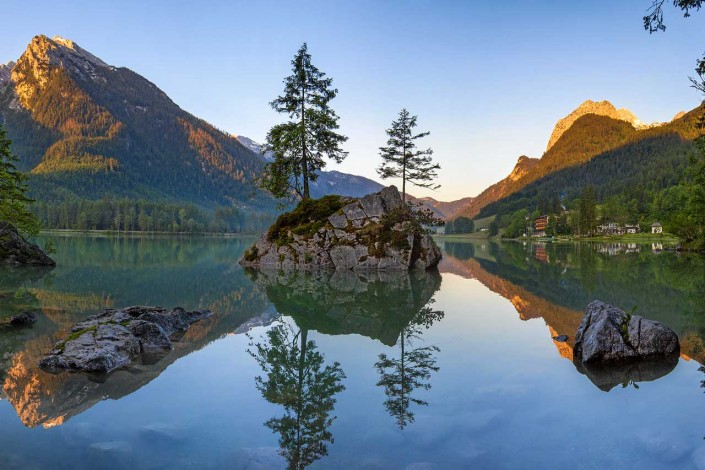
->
0, 235, 704, 469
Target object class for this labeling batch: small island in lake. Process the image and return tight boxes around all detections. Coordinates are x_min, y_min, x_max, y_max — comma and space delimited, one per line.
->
240, 186, 441, 271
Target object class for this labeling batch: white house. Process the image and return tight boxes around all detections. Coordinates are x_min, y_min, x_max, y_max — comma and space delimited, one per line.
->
651, 222, 663, 234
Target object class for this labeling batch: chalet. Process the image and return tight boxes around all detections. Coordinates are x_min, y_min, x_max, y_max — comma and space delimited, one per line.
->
625, 224, 640, 234
651, 222, 663, 234
534, 215, 548, 237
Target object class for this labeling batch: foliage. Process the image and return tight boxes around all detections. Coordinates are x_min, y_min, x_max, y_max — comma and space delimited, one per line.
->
266, 195, 345, 244
0, 124, 40, 235
249, 324, 346, 469
643, 0, 704, 33
577, 186, 597, 237
445, 216, 474, 234
377, 109, 440, 203
260, 43, 348, 201
33, 196, 273, 234
488, 219, 499, 237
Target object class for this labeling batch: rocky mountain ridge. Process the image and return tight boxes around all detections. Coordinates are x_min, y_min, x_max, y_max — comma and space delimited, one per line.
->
454, 99, 693, 220
0, 35, 397, 216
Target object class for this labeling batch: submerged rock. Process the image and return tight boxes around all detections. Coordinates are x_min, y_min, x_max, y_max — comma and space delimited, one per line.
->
240, 186, 442, 271
0, 222, 55, 266
552, 335, 569, 342
573, 300, 679, 364
9, 311, 37, 327
38, 306, 212, 374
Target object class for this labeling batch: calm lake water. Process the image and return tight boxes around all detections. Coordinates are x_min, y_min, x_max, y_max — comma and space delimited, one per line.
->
1, 234, 705, 469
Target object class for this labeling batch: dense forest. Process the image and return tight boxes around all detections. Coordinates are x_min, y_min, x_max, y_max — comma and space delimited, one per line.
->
33, 197, 275, 234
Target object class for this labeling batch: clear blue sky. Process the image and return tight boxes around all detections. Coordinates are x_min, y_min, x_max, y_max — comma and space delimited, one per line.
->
2, 0, 704, 201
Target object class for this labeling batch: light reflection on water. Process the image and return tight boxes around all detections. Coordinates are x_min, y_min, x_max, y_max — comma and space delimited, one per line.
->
0, 235, 704, 469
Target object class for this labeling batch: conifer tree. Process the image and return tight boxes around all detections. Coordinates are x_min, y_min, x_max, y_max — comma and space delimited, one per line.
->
377, 109, 440, 204
261, 43, 348, 201
0, 125, 39, 235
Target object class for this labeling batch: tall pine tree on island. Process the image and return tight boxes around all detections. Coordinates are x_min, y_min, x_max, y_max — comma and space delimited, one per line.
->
0, 124, 40, 235
377, 109, 440, 204
260, 43, 348, 201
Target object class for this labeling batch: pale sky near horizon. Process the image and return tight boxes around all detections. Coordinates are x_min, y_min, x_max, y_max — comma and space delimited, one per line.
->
1, 0, 704, 201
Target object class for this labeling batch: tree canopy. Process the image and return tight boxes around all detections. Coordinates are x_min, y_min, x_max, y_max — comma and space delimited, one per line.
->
377, 109, 440, 204
0, 125, 39, 235
261, 43, 348, 201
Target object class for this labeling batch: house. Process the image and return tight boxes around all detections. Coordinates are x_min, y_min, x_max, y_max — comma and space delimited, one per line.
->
625, 224, 640, 234
534, 215, 548, 237
651, 222, 663, 234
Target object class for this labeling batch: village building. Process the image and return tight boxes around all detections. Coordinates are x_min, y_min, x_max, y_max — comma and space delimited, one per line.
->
651, 222, 663, 234
534, 215, 548, 237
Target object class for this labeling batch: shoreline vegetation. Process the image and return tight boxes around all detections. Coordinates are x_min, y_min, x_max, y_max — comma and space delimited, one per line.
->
38, 229, 259, 238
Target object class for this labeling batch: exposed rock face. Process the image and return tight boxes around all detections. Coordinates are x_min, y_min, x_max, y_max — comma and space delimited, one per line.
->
573, 300, 679, 364
38, 306, 212, 374
241, 186, 442, 271
0, 222, 55, 266
0, 61, 13, 87
546, 100, 642, 152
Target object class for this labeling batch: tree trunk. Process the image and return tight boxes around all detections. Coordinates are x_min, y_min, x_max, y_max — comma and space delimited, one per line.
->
301, 85, 310, 200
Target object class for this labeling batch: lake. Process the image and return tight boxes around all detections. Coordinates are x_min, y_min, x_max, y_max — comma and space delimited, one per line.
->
1, 234, 705, 469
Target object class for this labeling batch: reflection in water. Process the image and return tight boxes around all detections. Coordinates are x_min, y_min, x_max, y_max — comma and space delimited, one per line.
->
0, 235, 272, 428
375, 300, 443, 429
441, 239, 705, 391
248, 268, 445, 460
574, 357, 679, 392
249, 323, 346, 470
246, 269, 443, 346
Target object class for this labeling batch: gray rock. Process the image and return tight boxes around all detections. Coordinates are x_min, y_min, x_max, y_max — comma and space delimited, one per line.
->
38, 306, 212, 374
553, 335, 569, 342
342, 202, 367, 221
328, 212, 348, 229
573, 301, 679, 364
360, 192, 386, 218
240, 186, 441, 272
0, 221, 55, 266
9, 311, 37, 326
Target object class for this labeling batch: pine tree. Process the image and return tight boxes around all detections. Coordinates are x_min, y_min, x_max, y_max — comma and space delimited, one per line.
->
261, 43, 348, 201
0, 124, 39, 235
377, 109, 440, 204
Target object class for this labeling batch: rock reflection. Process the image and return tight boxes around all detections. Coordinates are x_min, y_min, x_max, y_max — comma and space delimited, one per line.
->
247, 268, 445, 450
440, 240, 705, 391
246, 268, 442, 346
573, 357, 679, 392
248, 323, 346, 470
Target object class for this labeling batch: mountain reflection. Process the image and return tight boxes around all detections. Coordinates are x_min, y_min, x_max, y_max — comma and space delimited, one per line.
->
248, 323, 346, 470
0, 235, 271, 428
440, 240, 705, 391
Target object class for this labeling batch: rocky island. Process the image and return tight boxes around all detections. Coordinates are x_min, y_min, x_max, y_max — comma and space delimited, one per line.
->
240, 186, 441, 271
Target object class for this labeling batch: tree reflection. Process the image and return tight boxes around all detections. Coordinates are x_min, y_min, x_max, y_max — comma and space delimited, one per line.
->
249, 323, 346, 469
375, 299, 444, 429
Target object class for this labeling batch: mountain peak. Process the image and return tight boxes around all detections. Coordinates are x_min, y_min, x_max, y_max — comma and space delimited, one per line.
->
546, 99, 642, 152
11, 35, 110, 107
